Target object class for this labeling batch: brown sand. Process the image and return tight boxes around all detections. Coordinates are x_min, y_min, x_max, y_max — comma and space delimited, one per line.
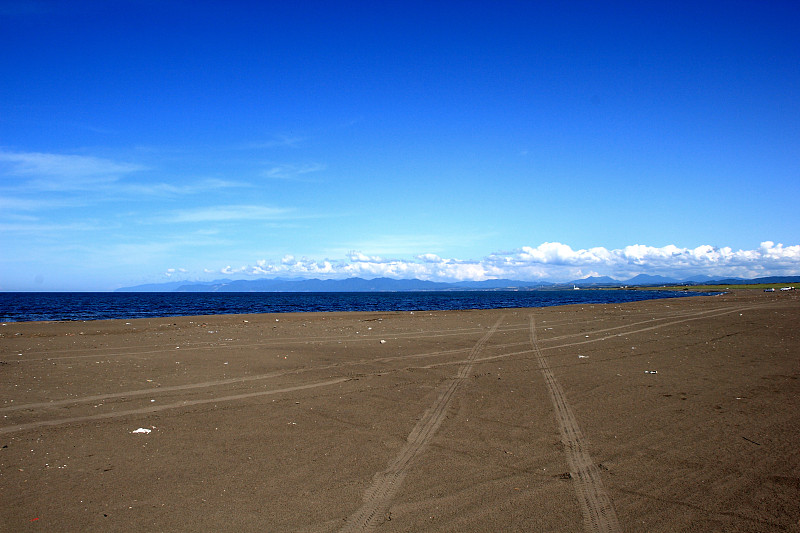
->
1, 290, 798, 532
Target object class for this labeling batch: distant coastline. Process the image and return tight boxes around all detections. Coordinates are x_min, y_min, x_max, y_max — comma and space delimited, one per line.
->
113, 275, 800, 293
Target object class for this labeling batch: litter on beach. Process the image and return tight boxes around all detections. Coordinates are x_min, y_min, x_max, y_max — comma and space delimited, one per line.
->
644, 370, 658, 374
131, 428, 152, 434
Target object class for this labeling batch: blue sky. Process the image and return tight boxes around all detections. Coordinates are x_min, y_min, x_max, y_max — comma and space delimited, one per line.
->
1, 0, 799, 290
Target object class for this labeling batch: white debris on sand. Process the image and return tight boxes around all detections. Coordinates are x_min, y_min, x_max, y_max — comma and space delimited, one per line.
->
132, 428, 152, 434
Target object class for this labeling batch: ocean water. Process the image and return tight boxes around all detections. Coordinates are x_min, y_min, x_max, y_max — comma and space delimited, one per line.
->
0, 290, 717, 323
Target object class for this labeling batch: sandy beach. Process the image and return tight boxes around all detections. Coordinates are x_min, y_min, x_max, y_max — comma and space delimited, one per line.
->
1, 290, 798, 532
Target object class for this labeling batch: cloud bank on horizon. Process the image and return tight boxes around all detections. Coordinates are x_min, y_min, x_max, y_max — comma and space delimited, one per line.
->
1, 3, 799, 290
1, 143, 799, 290
210, 241, 800, 283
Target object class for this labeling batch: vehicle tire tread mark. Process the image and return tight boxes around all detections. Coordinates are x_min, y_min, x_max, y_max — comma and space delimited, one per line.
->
531, 315, 621, 533
339, 316, 504, 532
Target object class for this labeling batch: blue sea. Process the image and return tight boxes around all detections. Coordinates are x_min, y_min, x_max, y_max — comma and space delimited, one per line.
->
0, 290, 717, 323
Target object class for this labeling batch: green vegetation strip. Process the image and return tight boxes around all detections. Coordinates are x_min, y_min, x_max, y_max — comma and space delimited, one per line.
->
639, 284, 793, 291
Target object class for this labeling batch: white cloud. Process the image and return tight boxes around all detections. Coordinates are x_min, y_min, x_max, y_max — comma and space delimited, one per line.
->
417, 253, 443, 263
488, 242, 800, 279
202, 241, 800, 282
759, 241, 800, 261
348, 251, 387, 263
511, 242, 612, 265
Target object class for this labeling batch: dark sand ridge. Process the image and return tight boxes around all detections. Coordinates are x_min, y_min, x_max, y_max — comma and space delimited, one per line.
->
1, 290, 798, 532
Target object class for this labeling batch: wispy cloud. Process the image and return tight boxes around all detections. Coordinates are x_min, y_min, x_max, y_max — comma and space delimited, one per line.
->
262, 163, 325, 180
320, 229, 500, 260
0, 150, 249, 207
168, 205, 295, 223
0, 195, 86, 211
0, 150, 144, 178
123, 178, 246, 196
241, 135, 305, 149
332, 234, 463, 257
0, 221, 103, 233
0, 149, 146, 194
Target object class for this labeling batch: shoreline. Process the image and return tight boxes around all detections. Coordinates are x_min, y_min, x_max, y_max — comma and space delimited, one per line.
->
2, 290, 798, 531
0, 288, 722, 324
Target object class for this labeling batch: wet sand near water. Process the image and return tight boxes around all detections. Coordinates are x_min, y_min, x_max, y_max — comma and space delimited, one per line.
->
1, 290, 798, 532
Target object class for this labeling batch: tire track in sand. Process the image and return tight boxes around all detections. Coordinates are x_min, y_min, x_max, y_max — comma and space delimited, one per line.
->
0, 377, 349, 436
530, 315, 621, 533
339, 316, 504, 532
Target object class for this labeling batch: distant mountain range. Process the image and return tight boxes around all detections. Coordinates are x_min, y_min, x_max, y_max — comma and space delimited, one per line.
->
115, 275, 800, 292
117, 277, 554, 293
